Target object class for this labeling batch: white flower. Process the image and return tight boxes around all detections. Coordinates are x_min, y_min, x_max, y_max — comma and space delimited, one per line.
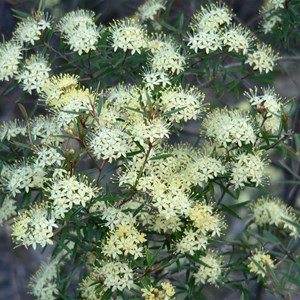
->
248, 250, 275, 278
1, 162, 45, 197
203, 108, 256, 147
34, 146, 65, 168
89, 126, 132, 163
58, 10, 100, 55
0, 41, 22, 81
160, 86, 205, 122
194, 252, 223, 285
187, 31, 222, 54
0, 119, 26, 141
245, 43, 279, 73
136, 0, 166, 22
96, 261, 134, 292
12, 204, 57, 249
16, 54, 51, 94
230, 153, 267, 189
47, 174, 98, 219
143, 69, 171, 90
14, 12, 51, 45
109, 18, 148, 54
222, 25, 253, 55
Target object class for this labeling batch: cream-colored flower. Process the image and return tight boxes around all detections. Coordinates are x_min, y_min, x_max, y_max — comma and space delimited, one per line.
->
250, 196, 299, 237
14, 12, 51, 45
248, 250, 275, 278
203, 108, 256, 147
230, 153, 267, 189
58, 10, 100, 55
0, 41, 22, 81
110, 18, 148, 54
0, 119, 26, 141
136, 0, 166, 22
16, 54, 51, 94
12, 204, 57, 249
194, 251, 223, 285
245, 43, 279, 73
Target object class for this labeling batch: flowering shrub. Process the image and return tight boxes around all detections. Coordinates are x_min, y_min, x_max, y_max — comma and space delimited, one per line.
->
0, 0, 299, 299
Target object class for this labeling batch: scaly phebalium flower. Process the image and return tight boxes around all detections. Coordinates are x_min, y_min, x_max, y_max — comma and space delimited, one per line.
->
245, 43, 279, 73
0, 119, 26, 141
222, 25, 253, 55
244, 86, 283, 117
142, 281, 175, 300
34, 146, 65, 168
135, 0, 166, 22
230, 153, 267, 189
260, 0, 284, 34
148, 35, 185, 74
0, 196, 17, 225
142, 68, 171, 90
14, 12, 51, 45
190, 2, 233, 32
187, 155, 226, 187
248, 250, 275, 278
102, 222, 146, 259
160, 86, 205, 122
250, 196, 299, 237
109, 18, 148, 54
16, 54, 51, 94
30, 115, 64, 145
28, 257, 61, 300
47, 173, 98, 219
202, 108, 256, 147
12, 204, 57, 249
188, 202, 225, 237
1, 162, 46, 197
80, 274, 104, 300
176, 229, 208, 255
89, 126, 133, 163
194, 251, 223, 285
95, 261, 135, 292
0, 41, 22, 81
41, 73, 79, 108
58, 10, 101, 55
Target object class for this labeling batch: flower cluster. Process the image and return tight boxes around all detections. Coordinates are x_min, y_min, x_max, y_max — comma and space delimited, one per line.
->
0, 41, 22, 81
58, 10, 100, 55
46, 174, 98, 218
16, 54, 51, 94
203, 108, 256, 148
135, 0, 166, 22
230, 153, 267, 189
250, 196, 299, 237
194, 251, 223, 285
14, 12, 51, 45
260, 0, 285, 34
12, 204, 57, 249
0, 119, 26, 141
110, 18, 148, 54
248, 250, 275, 278
0, 196, 17, 225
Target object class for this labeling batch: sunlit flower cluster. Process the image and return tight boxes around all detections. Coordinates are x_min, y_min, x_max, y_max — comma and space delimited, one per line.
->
1, 162, 45, 197
58, 10, 100, 55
